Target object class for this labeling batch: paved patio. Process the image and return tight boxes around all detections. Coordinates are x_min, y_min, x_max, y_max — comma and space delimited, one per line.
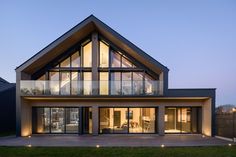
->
0, 134, 232, 147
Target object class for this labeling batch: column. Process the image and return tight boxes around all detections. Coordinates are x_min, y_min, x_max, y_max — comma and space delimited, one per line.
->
92, 106, 99, 135
158, 105, 165, 136
92, 32, 98, 95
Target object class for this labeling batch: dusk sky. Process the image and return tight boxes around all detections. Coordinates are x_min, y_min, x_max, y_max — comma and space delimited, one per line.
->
1, 0, 235, 106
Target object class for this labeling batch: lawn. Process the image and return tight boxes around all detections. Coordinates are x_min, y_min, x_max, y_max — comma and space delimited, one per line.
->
0, 146, 235, 157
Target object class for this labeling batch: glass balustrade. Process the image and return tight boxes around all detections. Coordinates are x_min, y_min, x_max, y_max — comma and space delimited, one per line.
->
20, 80, 161, 96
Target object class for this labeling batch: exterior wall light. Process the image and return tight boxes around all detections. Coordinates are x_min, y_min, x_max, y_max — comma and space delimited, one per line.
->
96, 145, 100, 148
228, 143, 232, 147
161, 144, 165, 148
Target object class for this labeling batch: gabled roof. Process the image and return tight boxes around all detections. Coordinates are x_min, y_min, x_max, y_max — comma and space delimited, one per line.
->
16, 15, 169, 74
0, 77, 15, 93
0, 77, 9, 84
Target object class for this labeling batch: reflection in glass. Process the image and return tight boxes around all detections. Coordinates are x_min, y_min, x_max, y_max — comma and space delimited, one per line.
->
122, 72, 132, 95
71, 51, 80, 67
181, 108, 191, 133
83, 72, 92, 95
165, 107, 201, 133
100, 108, 113, 133
145, 74, 154, 95
99, 41, 109, 67
60, 57, 70, 67
65, 108, 79, 133
71, 72, 80, 95
113, 108, 128, 133
111, 72, 121, 95
133, 72, 143, 95
99, 72, 109, 95
35, 75, 46, 95
51, 108, 65, 133
61, 72, 70, 95
83, 42, 92, 67
99, 108, 156, 134
33, 108, 50, 133
129, 108, 156, 133
49, 72, 59, 95
111, 50, 121, 67
121, 56, 132, 68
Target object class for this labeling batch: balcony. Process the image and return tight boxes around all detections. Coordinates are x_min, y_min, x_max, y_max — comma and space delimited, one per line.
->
20, 80, 162, 96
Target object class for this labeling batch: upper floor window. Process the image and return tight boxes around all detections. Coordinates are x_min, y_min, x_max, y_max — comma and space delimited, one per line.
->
99, 41, 109, 67
110, 50, 135, 68
83, 42, 92, 67
71, 51, 80, 67
60, 57, 70, 67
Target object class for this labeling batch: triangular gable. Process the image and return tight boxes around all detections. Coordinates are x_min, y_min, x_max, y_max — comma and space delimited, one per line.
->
16, 15, 169, 75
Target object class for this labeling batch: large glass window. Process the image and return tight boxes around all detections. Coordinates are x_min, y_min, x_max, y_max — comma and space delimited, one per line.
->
99, 41, 109, 67
111, 50, 121, 67
133, 72, 143, 95
71, 72, 80, 95
71, 51, 80, 67
49, 72, 59, 95
165, 107, 201, 133
121, 56, 132, 68
110, 72, 121, 95
32, 108, 50, 133
33, 107, 81, 134
83, 42, 92, 67
60, 57, 70, 67
65, 108, 79, 133
99, 72, 109, 95
83, 72, 92, 95
113, 108, 128, 133
99, 107, 156, 134
145, 74, 155, 95
61, 72, 70, 95
122, 72, 132, 95
129, 108, 156, 133
51, 108, 65, 133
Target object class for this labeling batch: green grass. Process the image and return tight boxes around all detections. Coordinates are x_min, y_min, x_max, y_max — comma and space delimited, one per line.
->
0, 146, 235, 157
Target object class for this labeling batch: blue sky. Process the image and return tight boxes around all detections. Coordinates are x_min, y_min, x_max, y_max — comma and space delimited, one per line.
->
1, 0, 235, 106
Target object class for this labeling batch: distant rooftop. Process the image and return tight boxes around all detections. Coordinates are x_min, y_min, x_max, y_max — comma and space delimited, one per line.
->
0, 77, 15, 93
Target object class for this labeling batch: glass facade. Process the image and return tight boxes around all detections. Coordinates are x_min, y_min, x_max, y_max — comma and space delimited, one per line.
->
25, 37, 159, 97
32, 107, 92, 134
99, 107, 156, 134
164, 107, 202, 133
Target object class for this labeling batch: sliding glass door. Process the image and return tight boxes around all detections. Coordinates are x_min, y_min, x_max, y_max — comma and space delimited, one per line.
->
164, 107, 201, 134
99, 107, 156, 134
32, 107, 92, 134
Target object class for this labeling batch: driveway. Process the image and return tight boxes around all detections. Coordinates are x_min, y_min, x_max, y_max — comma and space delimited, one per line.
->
0, 134, 232, 147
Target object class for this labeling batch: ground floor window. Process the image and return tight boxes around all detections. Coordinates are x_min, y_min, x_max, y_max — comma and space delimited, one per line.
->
32, 107, 92, 134
99, 107, 157, 134
164, 107, 202, 133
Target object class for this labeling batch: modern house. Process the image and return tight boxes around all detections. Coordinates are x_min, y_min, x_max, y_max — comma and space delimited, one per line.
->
16, 15, 215, 137
0, 77, 16, 133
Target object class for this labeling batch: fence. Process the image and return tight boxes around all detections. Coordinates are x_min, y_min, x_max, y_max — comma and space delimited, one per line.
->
216, 112, 236, 139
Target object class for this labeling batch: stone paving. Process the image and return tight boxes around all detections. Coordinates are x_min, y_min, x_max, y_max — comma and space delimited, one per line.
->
0, 134, 233, 147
